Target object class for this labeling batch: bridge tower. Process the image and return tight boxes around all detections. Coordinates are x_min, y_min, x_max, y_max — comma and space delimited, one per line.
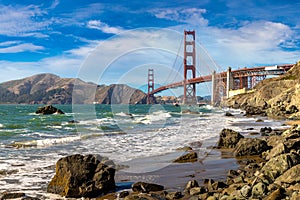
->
147, 69, 155, 104
183, 30, 196, 105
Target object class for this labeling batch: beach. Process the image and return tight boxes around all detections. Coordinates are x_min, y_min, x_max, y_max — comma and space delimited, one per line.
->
0, 104, 290, 199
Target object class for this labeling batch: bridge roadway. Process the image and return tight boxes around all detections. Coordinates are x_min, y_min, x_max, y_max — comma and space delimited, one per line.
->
150, 64, 294, 95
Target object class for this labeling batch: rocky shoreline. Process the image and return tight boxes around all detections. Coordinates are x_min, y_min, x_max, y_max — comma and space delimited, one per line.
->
96, 124, 300, 200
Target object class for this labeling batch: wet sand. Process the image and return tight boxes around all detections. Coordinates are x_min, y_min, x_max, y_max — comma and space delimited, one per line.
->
115, 148, 238, 192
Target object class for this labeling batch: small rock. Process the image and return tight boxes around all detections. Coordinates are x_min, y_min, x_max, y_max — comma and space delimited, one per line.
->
119, 191, 130, 198
184, 180, 199, 194
260, 127, 272, 136
68, 120, 79, 124
252, 182, 267, 198
240, 185, 251, 198
132, 182, 164, 193
256, 119, 264, 122
166, 191, 182, 199
225, 112, 234, 116
0, 192, 25, 199
173, 151, 197, 163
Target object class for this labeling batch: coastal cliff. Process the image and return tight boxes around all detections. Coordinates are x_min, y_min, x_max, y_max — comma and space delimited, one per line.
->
0, 73, 147, 104
225, 61, 300, 119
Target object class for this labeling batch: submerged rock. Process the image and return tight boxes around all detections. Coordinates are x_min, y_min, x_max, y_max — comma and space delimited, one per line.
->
35, 105, 64, 115
47, 154, 115, 198
217, 129, 244, 148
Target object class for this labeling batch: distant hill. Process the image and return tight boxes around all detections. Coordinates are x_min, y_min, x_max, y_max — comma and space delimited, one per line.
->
0, 73, 147, 104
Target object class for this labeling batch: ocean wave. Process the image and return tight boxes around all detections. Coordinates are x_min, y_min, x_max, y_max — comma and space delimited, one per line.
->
8, 135, 81, 148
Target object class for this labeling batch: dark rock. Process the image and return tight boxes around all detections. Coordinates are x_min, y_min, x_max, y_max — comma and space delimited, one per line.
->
132, 182, 164, 193
256, 119, 264, 122
68, 120, 79, 124
284, 139, 300, 151
35, 105, 64, 115
234, 138, 270, 157
47, 154, 115, 198
264, 188, 285, 200
260, 127, 272, 136
217, 129, 244, 148
173, 151, 197, 163
286, 105, 298, 114
225, 112, 234, 116
119, 191, 130, 198
0, 192, 25, 199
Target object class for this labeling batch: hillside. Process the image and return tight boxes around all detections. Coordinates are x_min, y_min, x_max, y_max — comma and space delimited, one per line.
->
225, 61, 300, 119
0, 73, 147, 104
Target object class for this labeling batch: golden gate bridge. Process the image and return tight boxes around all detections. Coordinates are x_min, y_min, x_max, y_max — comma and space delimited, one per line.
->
147, 30, 293, 105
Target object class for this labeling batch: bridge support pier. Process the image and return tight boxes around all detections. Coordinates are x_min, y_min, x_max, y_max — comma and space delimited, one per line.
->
211, 70, 216, 105
183, 30, 197, 105
147, 69, 155, 104
226, 67, 233, 99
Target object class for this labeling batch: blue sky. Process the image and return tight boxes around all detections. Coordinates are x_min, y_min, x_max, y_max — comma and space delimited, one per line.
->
0, 0, 299, 95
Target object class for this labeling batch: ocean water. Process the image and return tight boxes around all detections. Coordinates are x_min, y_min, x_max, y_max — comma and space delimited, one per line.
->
0, 104, 287, 199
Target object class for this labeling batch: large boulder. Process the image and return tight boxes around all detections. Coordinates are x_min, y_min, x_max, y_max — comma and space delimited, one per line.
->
47, 154, 115, 198
35, 105, 64, 115
260, 153, 300, 182
234, 138, 270, 157
275, 164, 300, 185
217, 129, 244, 148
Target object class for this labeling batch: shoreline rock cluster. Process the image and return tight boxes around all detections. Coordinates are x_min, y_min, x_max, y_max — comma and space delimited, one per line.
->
38, 124, 300, 200
107, 126, 300, 200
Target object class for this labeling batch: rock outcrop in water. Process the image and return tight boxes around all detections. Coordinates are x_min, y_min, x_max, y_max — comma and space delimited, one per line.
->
35, 105, 64, 115
47, 154, 115, 198
225, 61, 300, 119
0, 73, 147, 104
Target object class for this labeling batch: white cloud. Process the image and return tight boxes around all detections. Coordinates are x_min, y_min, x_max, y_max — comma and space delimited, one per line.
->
49, 0, 60, 9
0, 43, 44, 53
151, 8, 208, 26
199, 21, 298, 67
87, 20, 124, 34
0, 4, 49, 37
